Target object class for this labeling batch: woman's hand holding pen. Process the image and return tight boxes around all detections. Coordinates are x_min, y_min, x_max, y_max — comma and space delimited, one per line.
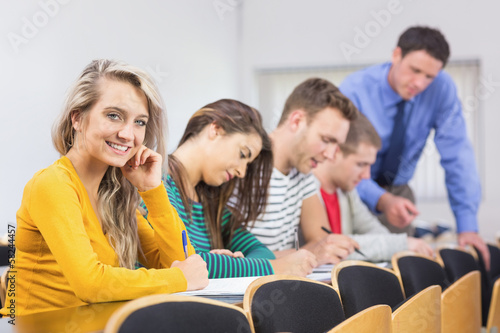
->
121, 145, 162, 192
171, 254, 209, 291
270, 249, 317, 277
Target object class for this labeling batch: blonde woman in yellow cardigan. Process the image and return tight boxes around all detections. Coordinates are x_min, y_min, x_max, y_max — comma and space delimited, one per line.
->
0, 59, 208, 317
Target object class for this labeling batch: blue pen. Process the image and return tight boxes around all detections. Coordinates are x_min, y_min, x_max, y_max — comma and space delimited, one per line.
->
182, 230, 188, 259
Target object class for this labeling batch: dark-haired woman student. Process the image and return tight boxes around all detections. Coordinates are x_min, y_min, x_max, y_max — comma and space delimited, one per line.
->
143, 99, 317, 278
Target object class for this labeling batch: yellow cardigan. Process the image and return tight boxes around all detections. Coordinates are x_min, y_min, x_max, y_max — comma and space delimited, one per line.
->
0, 156, 195, 316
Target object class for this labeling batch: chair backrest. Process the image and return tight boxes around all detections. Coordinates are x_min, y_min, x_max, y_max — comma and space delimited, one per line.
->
486, 244, 500, 281
392, 252, 450, 298
105, 295, 253, 333
0, 246, 11, 267
392, 285, 441, 333
0, 268, 9, 309
486, 278, 500, 333
243, 275, 345, 333
441, 271, 481, 333
327, 305, 392, 333
332, 261, 405, 318
472, 243, 500, 326
437, 246, 479, 283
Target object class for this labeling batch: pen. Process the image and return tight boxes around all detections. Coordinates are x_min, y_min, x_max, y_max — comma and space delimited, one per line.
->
182, 230, 188, 259
320, 226, 366, 258
294, 227, 299, 251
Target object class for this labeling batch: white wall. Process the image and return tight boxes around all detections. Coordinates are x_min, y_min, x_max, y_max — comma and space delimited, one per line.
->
0, 0, 241, 232
2, 0, 499, 242
240, 0, 500, 242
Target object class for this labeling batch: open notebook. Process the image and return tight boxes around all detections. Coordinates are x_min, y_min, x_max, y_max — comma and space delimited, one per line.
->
174, 276, 260, 297
172, 269, 340, 298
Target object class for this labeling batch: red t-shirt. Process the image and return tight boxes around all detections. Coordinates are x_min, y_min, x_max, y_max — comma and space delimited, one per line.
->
320, 188, 342, 234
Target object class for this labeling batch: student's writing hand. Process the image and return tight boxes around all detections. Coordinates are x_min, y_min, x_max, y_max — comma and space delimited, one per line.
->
171, 254, 209, 291
308, 234, 359, 265
377, 193, 418, 228
121, 145, 162, 192
270, 249, 317, 277
407, 237, 434, 257
209, 249, 245, 258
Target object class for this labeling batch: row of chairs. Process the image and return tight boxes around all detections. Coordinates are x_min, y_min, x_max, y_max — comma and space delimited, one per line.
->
105, 244, 500, 333
334, 244, 500, 333
397, 244, 500, 327
105, 276, 393, 333
0, 243, 497, 332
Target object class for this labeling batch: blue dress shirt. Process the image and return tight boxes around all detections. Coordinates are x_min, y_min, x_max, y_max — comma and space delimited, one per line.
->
340, 62, 481, 233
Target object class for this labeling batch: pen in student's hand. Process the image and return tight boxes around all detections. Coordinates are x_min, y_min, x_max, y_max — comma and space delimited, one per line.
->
294, 227, 299, 251
182, 230, 188, 259
320, 226, 367, 258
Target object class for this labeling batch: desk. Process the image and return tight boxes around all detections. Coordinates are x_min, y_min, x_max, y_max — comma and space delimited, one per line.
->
0, 263, 388, 332
0, 301, 127, 333
0, 295, 246, 332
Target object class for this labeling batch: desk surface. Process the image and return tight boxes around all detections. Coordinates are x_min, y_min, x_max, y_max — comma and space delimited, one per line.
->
0, 295, 245, 333
0, 266, 347, 332
1, 301, 127, 333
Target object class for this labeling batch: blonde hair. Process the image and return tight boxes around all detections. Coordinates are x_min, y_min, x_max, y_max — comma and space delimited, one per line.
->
52, 59, 167, 269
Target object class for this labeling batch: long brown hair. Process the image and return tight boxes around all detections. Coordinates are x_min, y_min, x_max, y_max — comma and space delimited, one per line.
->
52, 59, 167, 269
168, 99, 273, 249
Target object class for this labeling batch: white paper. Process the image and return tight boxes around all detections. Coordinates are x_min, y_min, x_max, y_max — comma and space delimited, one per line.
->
174, 276, 260, 296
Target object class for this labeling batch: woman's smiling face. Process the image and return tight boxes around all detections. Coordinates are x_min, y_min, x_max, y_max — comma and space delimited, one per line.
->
72, 78, 149, 169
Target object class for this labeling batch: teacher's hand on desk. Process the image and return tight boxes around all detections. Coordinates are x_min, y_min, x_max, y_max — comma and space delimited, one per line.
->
458, 231, 490, 271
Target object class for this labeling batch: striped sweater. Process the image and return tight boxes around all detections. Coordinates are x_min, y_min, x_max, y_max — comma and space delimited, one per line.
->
142, 175, 275, 278
248, 168, 319, 251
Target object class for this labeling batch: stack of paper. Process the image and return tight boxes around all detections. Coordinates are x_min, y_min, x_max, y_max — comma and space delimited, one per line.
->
173, 276, 260, 303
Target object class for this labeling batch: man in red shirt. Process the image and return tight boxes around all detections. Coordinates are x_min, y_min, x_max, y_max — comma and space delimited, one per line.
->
313, 114, 433, 261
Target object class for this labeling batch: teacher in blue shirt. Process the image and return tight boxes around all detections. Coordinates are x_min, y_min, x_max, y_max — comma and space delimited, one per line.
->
340, 26, 490, 268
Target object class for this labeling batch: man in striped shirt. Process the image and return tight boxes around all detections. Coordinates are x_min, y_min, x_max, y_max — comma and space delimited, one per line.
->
248, 78, 361, 265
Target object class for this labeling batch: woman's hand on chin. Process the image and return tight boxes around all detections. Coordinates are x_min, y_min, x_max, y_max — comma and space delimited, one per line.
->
121, 145, 162, 192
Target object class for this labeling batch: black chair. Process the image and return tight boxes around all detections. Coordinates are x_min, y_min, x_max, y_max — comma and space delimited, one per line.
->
476, 244, 500, 283
474, 244, 500, 326
332, 261, 405, 318
104, 295, 253, 333
0, 246, 13, 266
392, 252, 451, 298
244, 275, 345, 333
437, 246, 479, 283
